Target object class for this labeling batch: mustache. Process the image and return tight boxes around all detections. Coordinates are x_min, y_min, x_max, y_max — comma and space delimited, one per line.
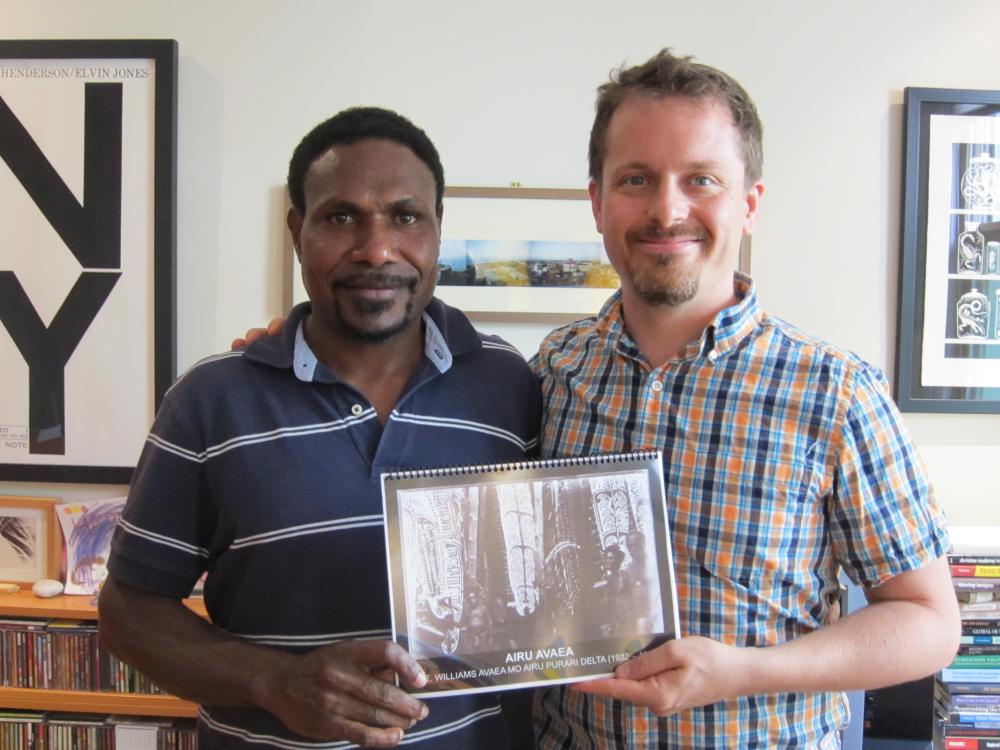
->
633, 223, 710, 243
333, 271, 417, 290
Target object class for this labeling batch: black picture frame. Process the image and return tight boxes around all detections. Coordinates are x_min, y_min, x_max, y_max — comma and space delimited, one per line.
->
0, 39, 177, 482
896, 87, 1000, 413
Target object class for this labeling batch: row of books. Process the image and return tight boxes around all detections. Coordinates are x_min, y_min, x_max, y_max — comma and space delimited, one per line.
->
935, 553, 1000, 749
0, 712, 196, 750
0, 618, 163, 694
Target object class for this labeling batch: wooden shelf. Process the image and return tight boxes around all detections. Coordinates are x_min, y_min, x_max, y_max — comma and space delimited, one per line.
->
0, 686, 197, 717
0, 590, 206, 718
0, 590, 207, 620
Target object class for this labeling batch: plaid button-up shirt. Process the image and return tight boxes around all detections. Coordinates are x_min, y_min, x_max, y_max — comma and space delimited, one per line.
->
531, 275, 949, 748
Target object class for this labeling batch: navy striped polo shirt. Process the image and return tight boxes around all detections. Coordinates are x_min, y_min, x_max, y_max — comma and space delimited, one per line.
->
109, 298, 542, 749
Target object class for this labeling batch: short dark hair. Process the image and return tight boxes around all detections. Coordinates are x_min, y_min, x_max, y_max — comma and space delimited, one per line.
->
589, 48, 763, 187
287, 106, 445, 214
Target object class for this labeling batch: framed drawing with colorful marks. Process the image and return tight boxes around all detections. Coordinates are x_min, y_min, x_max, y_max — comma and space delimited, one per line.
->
54, 495, 126, 595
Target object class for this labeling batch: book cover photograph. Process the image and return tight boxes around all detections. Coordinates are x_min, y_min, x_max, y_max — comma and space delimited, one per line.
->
381, 450, 679, 696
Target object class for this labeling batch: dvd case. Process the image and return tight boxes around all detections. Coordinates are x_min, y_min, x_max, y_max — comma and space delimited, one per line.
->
381, 450, 679, 697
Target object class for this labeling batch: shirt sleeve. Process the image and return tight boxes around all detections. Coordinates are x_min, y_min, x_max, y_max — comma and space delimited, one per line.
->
108, 386, 218, 598
828, 363, 950, 588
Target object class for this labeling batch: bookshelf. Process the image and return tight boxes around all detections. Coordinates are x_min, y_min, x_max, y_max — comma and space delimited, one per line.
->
0, 590, 206, 718
0, 686, 196, 717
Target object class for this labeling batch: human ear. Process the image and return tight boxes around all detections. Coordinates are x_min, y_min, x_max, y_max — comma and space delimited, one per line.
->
588, 178, 604, 234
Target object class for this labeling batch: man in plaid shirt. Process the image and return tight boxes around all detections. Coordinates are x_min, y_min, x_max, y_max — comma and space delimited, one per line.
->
531, 49, 961, 748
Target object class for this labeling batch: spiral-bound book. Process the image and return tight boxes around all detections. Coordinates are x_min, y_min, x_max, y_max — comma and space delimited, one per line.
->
380, 450, 679, 697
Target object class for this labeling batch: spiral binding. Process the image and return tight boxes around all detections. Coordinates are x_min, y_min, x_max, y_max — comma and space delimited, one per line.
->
383, 449, 661, 481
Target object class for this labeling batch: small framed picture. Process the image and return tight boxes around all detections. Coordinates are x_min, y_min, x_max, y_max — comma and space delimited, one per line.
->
0, 495, 62, 585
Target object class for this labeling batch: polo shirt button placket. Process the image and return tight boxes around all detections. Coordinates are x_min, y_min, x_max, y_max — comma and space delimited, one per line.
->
350, 404, 364, 417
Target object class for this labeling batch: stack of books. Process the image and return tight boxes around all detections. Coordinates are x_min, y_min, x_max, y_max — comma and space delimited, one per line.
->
935, 552, 1000, 749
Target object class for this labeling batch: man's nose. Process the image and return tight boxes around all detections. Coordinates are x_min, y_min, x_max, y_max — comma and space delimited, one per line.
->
647, 180, 688, 225
351, 219, 399, 265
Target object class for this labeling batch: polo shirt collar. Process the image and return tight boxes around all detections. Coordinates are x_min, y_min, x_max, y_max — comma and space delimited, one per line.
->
243, 297, 480, 383
598, 272, 763, 364
292, 321, 319, 382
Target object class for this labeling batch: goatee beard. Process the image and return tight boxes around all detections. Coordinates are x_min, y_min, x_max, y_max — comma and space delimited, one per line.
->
340, 298, 415, 343
631, 255, 699, 307
332, 271, 419, 342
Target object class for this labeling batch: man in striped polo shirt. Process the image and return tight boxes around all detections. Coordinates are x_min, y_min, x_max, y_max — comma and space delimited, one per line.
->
531, 49, 961, 748
100, 107, 541, 749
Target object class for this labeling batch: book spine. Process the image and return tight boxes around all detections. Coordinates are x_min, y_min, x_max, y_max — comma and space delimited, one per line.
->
950, 698, 1000, 711
949, 713, 1000, 726
956, 579, 1000, 592
966, 622, 1000, 635
944, 739, 1000, 749
942, 684, 1000, 696
954, 565, 1000, 579
952, 556, 1000, 566
963, 612, 1000, 622
953, 655, 1000, 667
942, 669, 1000, 683
939, 721, 1000, 736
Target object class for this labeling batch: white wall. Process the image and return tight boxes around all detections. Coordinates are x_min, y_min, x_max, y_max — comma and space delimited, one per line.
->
2, 0, 998, 526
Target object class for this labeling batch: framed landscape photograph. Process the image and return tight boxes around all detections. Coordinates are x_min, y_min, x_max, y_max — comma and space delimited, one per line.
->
381, 451, 679, 697
0, 496, 61, 585
290, 186, 619, 315
0, 39, 178, 481
896, 87, 1000, 413
433, 186, 618, 315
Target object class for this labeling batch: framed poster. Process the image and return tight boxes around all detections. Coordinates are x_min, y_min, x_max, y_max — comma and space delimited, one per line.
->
0, 40, 177, 480
0, 495, 61, 585
381, 450, 679, 697
896, 87, 1000, 413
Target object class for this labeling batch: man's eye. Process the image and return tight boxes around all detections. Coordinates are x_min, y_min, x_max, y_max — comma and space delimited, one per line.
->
623, 175, 646, 187
328, 212, 352, 225
691, 175, 716, 187
398, 212, 419, 225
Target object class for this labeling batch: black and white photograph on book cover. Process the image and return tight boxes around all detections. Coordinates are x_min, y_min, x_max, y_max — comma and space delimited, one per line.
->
381, 451, 679, 697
